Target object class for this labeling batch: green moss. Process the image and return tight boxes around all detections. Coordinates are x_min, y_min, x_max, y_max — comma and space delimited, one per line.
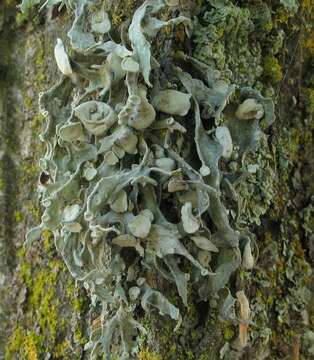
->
8, 257, 70, 357
305, 88, 314, 113
221, 320, 235, 341
35, 45, 45, 67
0, 177, 5, 191
42, 229, 54, 252
138, 349, 163, 360
16, 246, 26, 258
274, 6, 293, 25
267, 295, 275, 306
300, 0, 314, 56
5, 327, 42, 360
106, 0, 138, 26
28, 260, 63, 341
34, 40, 47, 85
5, 326, 24, 360
262, 21, 273, 33
74, 328, 87, 345
15, 12, 30, 28
66, 277, 86, 312
24, 95, 33, 110
199, 355, 212, 360
191, 330, 199, 341
10, 0, 41, 30
23, 332, 40, 360
4, 0, 17, 4
263, 56, 283, 84
53, 339, 70, 358
31, 113, 45, 131
19, 262, 32, 287
14, 210, 23, 223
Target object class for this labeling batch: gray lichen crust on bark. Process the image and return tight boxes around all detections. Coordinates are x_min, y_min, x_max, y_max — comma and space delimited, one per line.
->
1, 0, 314, 360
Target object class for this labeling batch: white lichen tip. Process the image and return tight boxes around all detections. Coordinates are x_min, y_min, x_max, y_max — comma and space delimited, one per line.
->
54, 38, 73, 76
235, 98, 264, 120
215, 126, 233, 159
242, 241, 254, 269
181, 202, 200, 234
152, 90, 191, 116
128, 209, 154, 238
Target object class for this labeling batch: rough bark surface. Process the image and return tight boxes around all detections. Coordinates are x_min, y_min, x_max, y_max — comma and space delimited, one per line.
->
0, 1, 313, 360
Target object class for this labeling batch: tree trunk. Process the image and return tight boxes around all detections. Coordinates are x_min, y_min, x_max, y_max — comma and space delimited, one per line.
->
0, 1, 313, 360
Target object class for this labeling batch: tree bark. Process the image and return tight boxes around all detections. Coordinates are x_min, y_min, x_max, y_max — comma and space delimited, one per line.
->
0, 1, 314, 360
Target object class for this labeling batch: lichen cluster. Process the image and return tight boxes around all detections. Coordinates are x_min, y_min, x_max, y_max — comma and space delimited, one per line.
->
23, 0, 276, 358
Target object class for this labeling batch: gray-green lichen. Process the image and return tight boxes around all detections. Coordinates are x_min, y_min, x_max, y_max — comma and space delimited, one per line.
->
193, 1, 263, 87
23, 0, 277, 358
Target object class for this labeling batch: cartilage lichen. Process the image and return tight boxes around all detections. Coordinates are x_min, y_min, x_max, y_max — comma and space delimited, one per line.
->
23, 0, 275, 358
